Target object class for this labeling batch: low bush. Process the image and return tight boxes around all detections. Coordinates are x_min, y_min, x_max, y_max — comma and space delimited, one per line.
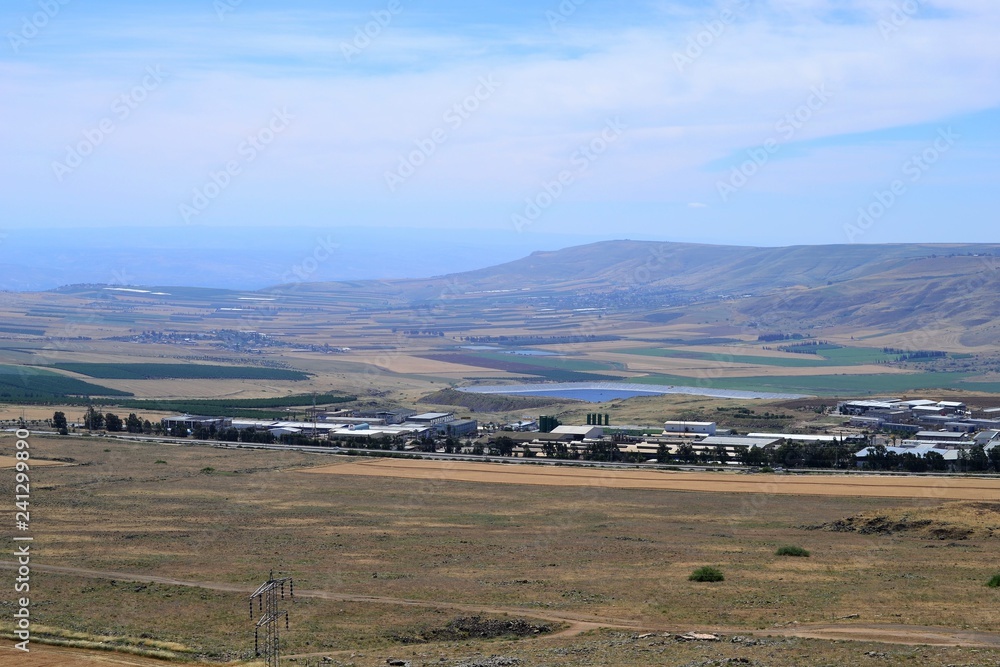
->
689, 566, 724, 582
776, 545, 810, 557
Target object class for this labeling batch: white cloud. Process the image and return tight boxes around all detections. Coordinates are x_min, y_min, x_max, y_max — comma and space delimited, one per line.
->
1, 0, 998, 238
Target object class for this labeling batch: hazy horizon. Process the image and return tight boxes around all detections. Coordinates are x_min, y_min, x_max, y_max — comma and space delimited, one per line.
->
4, 228, 999, 292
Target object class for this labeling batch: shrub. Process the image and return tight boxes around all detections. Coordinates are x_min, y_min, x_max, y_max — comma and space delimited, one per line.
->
776, 545, 810, 558
689, 566, 724, 582
987, 573, 1000, 588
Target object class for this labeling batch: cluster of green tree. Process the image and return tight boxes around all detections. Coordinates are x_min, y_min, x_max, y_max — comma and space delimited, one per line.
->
72, 408, 292, 443
333, 435, 473, 454
655, 440, 860, 468
772, 340, 837, 354
534, 440, 643, 463
715, 406, 790, 421
880, 349, 947, 362
862, 443, 1000, 472
75, 408, 153, 435
757, 333, 808, 342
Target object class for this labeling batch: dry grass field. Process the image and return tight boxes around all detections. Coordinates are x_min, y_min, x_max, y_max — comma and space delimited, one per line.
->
3, 434, 1000, 666
302, 458, 1000, 501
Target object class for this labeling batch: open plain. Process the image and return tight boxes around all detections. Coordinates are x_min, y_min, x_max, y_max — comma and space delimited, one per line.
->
303, 458, 1000, 500
4, 434, 1000, 666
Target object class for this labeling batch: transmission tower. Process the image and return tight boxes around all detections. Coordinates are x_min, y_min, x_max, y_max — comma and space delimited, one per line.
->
250, 570, 294, 667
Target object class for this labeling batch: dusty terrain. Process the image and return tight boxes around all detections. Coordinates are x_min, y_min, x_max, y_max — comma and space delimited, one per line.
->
301, 458, 1000, 500
3, 434, 1000, 666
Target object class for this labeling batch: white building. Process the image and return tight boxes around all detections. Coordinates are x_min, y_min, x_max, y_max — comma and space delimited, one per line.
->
551, 425, 603, 440
663, 421, 716, 435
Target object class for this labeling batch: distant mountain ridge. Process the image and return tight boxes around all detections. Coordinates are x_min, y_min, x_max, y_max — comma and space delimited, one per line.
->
277, 240, 1000, 344
449, 241, 1000, 294
41, 240, 1000, 346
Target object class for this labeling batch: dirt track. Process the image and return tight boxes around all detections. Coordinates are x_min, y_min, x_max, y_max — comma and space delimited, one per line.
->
298, 458, 1000, 500
4, 561, 1000, 656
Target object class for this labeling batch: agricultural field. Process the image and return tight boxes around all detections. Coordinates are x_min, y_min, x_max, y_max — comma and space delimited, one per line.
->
50, 363, 311, 381
619, 345, 899, 368
3, 434, 1000, 666
3, 270, 1000, 410
0, 364, 130, 401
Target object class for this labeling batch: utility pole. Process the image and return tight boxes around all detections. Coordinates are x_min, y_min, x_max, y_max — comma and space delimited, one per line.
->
250, 571, 294, 667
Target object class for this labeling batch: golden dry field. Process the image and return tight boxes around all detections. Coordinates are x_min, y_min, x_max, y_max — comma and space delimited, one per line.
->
302, 458, 1000, 501
3, 434, 1000, 666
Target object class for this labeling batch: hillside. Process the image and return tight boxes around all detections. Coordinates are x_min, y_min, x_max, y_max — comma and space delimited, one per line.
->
446, 241, 1000, 296
278, 241, 1000, 338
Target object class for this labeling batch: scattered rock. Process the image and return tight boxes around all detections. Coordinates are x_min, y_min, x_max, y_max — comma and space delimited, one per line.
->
393, 616, 551, 644
678, 632, 720, 641
454, 656, 521, 667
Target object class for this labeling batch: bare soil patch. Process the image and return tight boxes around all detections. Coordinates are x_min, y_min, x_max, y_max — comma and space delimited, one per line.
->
807, 501, 1000, 540
0, 455, 71, 469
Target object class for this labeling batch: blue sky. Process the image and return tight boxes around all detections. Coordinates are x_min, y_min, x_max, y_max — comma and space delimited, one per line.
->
2, 0, 998, 249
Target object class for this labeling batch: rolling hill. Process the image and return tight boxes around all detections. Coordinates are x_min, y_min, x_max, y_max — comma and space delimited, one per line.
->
275, 241, 1000, 340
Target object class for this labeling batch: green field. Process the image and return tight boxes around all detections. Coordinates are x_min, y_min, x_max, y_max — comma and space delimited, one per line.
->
0, 325, 47, 335
52, 363, 310, 381
633, 371, 978, 395
0, 364, 132, 401
621, 345, 898, 368
114, 393, 357, 417
466, 349, 620, 372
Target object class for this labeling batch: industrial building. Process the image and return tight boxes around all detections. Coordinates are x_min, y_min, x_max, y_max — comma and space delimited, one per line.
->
551, 425, 604, 440
160, 414, 232, 432
663, 421, 716, 435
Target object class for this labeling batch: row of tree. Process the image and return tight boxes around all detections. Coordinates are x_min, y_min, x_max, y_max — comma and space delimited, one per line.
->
66, 409, 154, 435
